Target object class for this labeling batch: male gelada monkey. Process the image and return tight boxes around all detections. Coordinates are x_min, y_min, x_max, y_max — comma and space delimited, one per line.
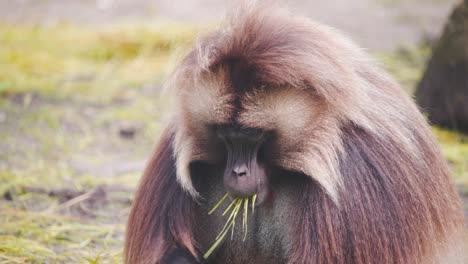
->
125, 2, 465, 264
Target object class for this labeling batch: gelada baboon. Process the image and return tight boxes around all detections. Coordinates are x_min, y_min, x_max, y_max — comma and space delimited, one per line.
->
125, 2, 465, 264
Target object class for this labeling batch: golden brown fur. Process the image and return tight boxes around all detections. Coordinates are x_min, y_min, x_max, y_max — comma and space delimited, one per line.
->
125, 2, 465, 263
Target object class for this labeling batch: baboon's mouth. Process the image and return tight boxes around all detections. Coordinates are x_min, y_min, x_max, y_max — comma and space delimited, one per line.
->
227, 183, 271, 206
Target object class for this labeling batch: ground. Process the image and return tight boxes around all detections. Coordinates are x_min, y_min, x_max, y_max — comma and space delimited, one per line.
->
0, 0, 466, 263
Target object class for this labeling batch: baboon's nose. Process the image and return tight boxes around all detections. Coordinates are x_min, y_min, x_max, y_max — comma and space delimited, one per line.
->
232, 165, 249, 177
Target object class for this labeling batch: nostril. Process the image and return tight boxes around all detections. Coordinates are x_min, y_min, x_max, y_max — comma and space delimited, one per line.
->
232, 166, 248, 177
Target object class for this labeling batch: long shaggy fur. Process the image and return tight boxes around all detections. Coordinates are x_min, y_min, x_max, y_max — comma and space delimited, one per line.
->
125, 2, 465, 264
124, 128, 196, 264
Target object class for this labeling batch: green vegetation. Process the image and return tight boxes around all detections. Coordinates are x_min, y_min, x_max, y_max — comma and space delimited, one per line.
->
0, 22, 466, 263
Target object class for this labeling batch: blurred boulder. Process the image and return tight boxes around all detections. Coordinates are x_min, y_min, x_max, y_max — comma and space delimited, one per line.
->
415, 0, 468, 133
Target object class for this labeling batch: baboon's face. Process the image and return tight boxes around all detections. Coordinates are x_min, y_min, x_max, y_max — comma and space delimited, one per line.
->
216, 125, 269, 201
178, 80, 326, 204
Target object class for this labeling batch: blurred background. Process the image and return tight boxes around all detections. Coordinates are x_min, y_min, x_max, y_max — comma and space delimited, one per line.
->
0, 0, 466, 262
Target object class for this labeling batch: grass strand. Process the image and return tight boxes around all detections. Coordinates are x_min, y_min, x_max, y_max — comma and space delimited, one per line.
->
216, 199, 241, 240
204, 193, 257, 260
252, 194, 257, 215
229, 199, 243, 240
208, 193, 229, 215
203, 220, 234, 259
243, 198, 249, 241
222, 199, 237, 216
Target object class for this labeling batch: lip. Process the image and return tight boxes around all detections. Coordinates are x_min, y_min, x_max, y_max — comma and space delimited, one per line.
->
226, 188, 272, 206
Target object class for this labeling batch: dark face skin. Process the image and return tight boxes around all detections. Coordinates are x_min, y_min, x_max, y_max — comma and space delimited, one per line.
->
217, 126, 270, 204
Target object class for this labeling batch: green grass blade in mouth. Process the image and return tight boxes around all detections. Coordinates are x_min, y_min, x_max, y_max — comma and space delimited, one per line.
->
252, 194, 257, 215
204, 193, 257, 260
203, 220, 234, 259
242, 198, 246, 236
208, 193, 229, 215
230, 199, 243, 240
222, 198, 237, 216
216, 198, 242, 240
243, 198, 249, 241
